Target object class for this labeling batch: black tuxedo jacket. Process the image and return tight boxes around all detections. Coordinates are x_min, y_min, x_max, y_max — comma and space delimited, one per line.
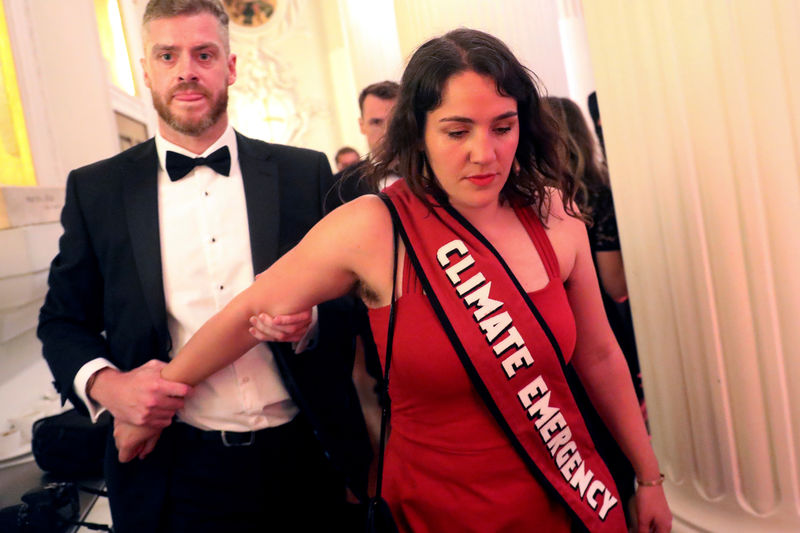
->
324, 159, 371, 214
38, 133, 371, 521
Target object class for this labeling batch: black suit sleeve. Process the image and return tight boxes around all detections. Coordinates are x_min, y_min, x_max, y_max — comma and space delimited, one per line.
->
267, 146, 371, 498
323, 161, 371, 215
308, 151, 357, 369
316, 151, 336, 212
38, 172, 110, 413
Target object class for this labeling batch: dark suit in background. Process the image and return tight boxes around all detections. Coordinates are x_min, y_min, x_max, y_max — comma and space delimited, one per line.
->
324, 160, 371, 214
38, 133, 370, 532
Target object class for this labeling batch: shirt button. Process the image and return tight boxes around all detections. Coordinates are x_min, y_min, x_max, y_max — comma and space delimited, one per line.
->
219, 285, 224, 290
241, 377, 250, 384
204, 191, 209, 196
211, 237, 216, 243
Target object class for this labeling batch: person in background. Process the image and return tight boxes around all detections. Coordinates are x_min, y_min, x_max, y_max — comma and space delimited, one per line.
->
545, 96, 644, 405
325, 80, 400, 212
358, 81, 400, 158
546, 94, 648, 521
334, 146, 360, 171
37, 1, 369, 531
326, 82, 402, 499
115, 28, 671, 533
588, 90, 606, 156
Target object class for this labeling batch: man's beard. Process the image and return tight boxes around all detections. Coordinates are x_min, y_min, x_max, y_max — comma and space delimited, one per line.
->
152, 82, 228, 136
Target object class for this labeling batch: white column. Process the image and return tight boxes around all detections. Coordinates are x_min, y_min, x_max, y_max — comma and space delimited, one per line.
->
393, 0, 570, 96
6, 0, 118, 185
338, 0, 404, 92
582, 0, 800, 530
556, 0, 597, 124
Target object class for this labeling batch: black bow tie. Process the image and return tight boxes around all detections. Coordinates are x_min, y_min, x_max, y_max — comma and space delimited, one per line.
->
166, 146, 231, 181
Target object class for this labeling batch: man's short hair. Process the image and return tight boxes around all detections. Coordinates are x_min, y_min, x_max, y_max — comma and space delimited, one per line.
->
358, 81, 400, 115
335, 146, 359, 163
143, 0, 230, 52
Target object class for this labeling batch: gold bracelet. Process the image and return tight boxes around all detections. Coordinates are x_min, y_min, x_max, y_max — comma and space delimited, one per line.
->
637, 473, 665, 487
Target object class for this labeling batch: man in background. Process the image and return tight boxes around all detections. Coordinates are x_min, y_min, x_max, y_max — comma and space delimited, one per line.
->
357, 80, 399, 157
325, 80, 399, 212
334, 146, 359, 171
37, 1, 369, 531
319, 82, 401, 500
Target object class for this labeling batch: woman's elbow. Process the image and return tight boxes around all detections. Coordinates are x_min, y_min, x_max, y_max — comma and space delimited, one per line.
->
602, 279, 628, 302
596, 251, 628, 302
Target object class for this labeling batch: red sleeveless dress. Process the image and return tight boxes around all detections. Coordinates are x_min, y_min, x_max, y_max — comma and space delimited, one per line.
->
368, 206, 576, 532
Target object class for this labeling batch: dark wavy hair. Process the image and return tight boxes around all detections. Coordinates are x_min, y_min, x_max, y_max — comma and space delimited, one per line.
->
544, 96, 608, 220
366, 28, 578, 221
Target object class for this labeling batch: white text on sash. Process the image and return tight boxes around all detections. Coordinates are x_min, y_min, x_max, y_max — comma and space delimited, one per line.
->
437, 239, 618, 521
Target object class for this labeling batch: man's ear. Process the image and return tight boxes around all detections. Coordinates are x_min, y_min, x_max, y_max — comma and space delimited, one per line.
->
227, 54, 237, 85
140, 57, 151, 89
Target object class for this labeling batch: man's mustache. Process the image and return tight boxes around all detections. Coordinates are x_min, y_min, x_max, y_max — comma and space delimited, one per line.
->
169, 82, 211, 99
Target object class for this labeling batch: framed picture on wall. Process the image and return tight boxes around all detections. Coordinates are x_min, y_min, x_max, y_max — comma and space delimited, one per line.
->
114, 112, 148, 152
224, 1, 278, 28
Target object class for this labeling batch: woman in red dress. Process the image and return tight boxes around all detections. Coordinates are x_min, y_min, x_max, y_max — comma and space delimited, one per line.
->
115, 28, 671, 533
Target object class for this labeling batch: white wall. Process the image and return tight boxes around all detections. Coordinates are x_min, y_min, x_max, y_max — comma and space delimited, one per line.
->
6, 0, 119, 186
392, 0, 570, 97
326, 0, 593, 159
0, 0, 121, 463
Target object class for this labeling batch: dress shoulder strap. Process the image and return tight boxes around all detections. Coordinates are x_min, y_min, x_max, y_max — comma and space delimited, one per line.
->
401, 245, 423, 296
514, 205, 561, 281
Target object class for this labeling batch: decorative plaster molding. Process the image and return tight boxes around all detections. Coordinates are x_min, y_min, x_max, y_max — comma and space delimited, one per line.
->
228, 0, 328, 145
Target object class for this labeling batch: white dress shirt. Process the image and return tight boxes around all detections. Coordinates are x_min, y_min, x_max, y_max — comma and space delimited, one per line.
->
74, 125, 315, 431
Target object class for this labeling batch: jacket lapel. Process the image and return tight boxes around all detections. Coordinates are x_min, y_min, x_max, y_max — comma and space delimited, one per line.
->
122, 140, 172, 355
237, 132, 280, 274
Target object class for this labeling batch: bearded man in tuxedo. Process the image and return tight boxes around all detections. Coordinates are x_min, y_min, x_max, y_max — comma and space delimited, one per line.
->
38, 1, 369, 531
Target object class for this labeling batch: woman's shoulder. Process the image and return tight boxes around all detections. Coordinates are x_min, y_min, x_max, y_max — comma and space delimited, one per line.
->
541, 187, 585, 233
329, 193, 391, 221
323, 194, 394, 244
537, 188, 588, 281
325, 194, 396, 304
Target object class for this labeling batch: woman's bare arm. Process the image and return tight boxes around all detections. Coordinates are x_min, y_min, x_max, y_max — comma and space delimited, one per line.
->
161, 195, 394, 384
551, 202, 671, 531
595, 249, 628, 302
114, 196, 394, 462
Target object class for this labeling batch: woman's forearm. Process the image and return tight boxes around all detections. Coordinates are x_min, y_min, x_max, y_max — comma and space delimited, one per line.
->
161, 287, 262, 385
575, 347, 660, 480
155, 196, 386, 387
595, 250, 628, 303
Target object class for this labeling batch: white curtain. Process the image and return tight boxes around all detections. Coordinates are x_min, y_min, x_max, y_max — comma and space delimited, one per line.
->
583, 1, 800, 530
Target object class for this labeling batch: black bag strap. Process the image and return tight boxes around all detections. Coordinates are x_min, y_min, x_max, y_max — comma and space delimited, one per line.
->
374, 215, 399, 500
